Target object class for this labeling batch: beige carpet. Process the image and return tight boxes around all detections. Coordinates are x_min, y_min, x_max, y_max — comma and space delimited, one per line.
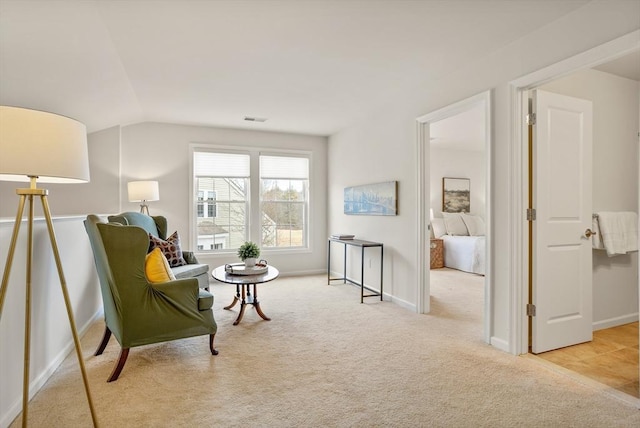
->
10, 270, 640, 427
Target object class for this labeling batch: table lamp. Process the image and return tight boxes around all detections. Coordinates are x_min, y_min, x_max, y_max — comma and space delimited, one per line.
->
0, 106, 98, 427
128, 180, 159, 215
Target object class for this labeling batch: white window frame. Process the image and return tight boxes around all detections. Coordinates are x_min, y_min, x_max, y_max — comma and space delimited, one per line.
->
190, 144, 312, 256
191, 147, 250, 254
259, 153, 310, 250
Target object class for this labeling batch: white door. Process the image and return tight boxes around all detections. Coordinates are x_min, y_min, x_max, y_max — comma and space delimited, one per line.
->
532, 89, 593, 354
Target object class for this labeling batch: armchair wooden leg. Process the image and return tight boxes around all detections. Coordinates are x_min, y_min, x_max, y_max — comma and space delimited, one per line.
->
95, 326, 112, 356
107, 348, 130, 382
209, 334, 219, 355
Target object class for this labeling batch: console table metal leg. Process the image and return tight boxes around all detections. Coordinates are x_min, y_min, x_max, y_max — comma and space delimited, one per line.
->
360, 246, 365, 303
343, 243, 347, 284
380, 246, 384, 301
327, 240, 331, 284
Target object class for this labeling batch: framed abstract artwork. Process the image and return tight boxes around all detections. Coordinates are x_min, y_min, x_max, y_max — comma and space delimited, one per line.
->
442, 177, 470, 213
344, 181, 397, 216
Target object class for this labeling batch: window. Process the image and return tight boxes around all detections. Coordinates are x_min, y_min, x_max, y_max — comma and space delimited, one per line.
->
193, 151, 249, 251
192, 148, 310, 253
260, 155, 309, 248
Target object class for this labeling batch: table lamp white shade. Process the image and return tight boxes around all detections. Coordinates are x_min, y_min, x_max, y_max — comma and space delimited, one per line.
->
128, 180, 160, 202
0, 106, 90, 183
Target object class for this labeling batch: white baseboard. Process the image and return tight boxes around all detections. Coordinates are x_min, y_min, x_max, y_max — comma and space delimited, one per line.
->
490, 336, 510, 353
388, 295, 415, 311
592, 313, 639, 331
278, 268, 326, 277
1, 309, 103, 428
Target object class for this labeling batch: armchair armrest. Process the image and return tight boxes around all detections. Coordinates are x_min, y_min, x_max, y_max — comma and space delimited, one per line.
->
183, 251, 199, 264
151, 277, 200, 307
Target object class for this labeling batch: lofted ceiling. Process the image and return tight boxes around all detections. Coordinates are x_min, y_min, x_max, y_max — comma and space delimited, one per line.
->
0, 0, 609, 136
593, 50, 640, 81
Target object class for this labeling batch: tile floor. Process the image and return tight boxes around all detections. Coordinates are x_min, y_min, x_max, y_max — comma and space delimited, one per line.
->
536, 322, 639, 397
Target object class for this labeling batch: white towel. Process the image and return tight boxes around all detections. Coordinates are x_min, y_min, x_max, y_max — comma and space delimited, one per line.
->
596, 211, 638, 257
591, 216, 605, 250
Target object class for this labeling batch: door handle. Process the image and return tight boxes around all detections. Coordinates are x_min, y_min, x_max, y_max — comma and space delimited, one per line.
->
584, 228, 596, 238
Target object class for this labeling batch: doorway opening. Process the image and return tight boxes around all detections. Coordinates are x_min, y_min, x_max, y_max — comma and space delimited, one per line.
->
416, 90, 492, 345
510, 33, 639, 399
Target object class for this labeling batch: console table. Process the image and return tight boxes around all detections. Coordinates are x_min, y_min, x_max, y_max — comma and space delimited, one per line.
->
327, 238, 383, 303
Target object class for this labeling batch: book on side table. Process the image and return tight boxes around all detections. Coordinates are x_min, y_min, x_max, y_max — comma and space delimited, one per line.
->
330, 234, 355, 240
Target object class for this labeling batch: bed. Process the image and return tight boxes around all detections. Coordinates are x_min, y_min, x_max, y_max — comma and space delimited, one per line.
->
441, 235, 485, 275
431, 213, 486, 275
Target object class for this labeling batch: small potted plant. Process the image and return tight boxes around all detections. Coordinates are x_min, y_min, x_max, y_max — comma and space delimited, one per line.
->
237, 241, 260, 267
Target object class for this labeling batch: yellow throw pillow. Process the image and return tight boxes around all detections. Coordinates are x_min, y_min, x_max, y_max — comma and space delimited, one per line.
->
145, 248, 176, 283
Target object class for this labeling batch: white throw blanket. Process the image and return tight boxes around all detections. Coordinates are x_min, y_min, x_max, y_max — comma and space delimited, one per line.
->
591, 216, 605, 250
596, 211, 638, 256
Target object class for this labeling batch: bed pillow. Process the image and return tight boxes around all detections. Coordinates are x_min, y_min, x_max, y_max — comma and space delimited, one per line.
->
442, 212, 469, 236
431, 218, 447, 238
461, 214, 486, 236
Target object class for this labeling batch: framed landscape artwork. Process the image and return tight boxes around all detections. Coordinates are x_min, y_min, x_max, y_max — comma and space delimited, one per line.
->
344, 181, 397, 216
442, 177, 470, 213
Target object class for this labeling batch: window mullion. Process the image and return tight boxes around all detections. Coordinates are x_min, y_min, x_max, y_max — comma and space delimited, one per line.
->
249, 151, 261, 245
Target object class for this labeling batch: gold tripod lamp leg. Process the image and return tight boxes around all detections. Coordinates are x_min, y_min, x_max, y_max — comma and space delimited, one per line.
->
0, 187, 99, 427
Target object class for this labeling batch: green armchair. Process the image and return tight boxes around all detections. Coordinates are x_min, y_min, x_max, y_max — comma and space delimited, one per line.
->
84, 214, 218, 382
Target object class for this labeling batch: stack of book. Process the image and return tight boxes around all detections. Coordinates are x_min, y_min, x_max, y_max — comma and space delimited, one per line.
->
330, 234, 355, 240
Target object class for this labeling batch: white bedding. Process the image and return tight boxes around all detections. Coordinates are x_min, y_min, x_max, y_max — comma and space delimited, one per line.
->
441, 235, 485, 275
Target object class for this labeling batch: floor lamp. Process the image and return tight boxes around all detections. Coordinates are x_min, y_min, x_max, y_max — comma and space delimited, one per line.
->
127, 180, 159, 215
0, 106, 98, 427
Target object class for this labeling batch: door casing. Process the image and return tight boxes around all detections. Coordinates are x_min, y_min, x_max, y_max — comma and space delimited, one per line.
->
415, 90, 492, 345
509, 30, 640, 355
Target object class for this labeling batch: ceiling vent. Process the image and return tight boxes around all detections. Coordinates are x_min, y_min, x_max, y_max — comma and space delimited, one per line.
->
244, 116, 268, 122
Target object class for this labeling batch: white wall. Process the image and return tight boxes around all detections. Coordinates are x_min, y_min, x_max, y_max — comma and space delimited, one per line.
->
0, 217, 101, 428
328, 1, 640, 347
540, 69, 639, 329
119, 122, 328, 275
430, 148, 486, 219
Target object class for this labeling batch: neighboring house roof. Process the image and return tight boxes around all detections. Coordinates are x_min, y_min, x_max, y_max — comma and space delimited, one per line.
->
197, 223, 229, 236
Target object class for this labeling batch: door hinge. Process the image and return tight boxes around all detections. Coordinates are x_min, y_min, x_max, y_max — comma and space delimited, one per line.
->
526, 208, 536, 221
526, 113, 536, 126
527, 303, 536, 317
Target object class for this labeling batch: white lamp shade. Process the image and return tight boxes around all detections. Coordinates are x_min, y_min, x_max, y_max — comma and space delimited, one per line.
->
128, 181, 160, 202
0, 106, 90, 183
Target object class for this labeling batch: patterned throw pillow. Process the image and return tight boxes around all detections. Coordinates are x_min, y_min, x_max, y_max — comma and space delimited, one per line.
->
145, 247, 176, 283
148, 231, 187, 267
